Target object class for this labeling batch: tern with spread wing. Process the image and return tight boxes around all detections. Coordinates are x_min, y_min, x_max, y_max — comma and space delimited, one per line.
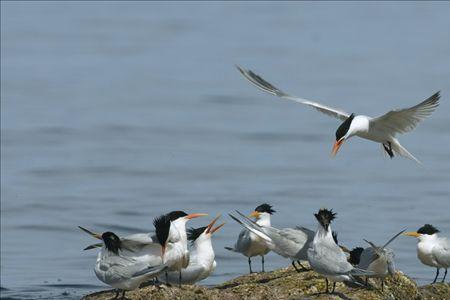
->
236, 65, 440, 164
350, 230, 405, 290
160, 216, 225, 284
229, 209, 315, 272
307, 208, 372, 293
225, 204, 274, 273
404, 224, 450, 283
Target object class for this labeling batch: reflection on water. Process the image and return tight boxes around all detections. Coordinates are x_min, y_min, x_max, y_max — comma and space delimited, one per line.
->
2, 2, 450, 299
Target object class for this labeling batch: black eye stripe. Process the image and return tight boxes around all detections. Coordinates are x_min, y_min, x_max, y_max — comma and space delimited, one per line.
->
335, 114, 355, 141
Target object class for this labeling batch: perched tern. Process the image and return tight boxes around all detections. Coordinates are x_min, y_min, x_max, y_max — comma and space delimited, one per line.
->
80, 211, 207, 286
351, 230, 405, 290
404, 224, 450, 283
236, 65, 440, 164
91, 230, 168, 299
307, 208, 372, 293
229, 209, 315, 272
160, 215, 225, 284
225, 204, 274, 273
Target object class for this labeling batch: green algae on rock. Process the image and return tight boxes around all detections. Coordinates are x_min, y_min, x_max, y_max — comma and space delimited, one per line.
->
82, 265, 450, 300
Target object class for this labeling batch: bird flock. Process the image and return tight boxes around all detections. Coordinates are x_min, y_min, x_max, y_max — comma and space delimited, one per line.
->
80, 66, 448, 299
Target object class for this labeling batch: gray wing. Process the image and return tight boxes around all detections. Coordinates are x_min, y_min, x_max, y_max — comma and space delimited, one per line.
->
234, 229, 252, 253
309, 240, 353, 275
358, 247, 377, 270
370, 92, 440, 135
236, 65, 350, 121
433, 237, 450, 267
96, 255, 154, 283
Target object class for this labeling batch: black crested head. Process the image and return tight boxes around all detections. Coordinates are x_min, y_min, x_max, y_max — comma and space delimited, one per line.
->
332, 231, 339, 245
102, 232, 121, 255
335, 113, 355, 141
187, 226, 207, 244
314, 208, 336, 230
166, 211, 188, 221
255, 203, 276, 215
417, 224, 439, 235
349, 247, 364, 266
153, 214, 171, 246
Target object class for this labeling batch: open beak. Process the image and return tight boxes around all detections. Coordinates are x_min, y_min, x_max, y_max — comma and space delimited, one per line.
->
206, 215, 221, 234
331, 139, 345, 157
186, 213, 208, 220
210, 223, 225, 234
404, 231, 421, 238
78, 226, 102, 240
249, 211, 260, 218
83, 243, 103, 250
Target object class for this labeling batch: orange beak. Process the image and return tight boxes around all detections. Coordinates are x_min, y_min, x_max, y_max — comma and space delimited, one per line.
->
186, 213, 208, 220
331, 139, 345, 157
210, 222, 225, 234
249, 211, 260, 218
404, 231, 421, 238
206, 215, 221, 234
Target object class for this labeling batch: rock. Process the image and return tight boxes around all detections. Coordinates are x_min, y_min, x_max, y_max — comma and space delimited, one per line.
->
82, 265, 450, 300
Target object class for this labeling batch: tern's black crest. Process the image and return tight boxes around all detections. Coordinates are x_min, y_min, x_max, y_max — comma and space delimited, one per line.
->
254, 203, 276, 215
417, 224, 439, 235
102, 232, 122, 255
187, 226, 207, 244
314, 208, 336, 230
349, 247, 364, 266
166, 211, 188, 221
153, 215, 171, 246
335, 113, 355, 141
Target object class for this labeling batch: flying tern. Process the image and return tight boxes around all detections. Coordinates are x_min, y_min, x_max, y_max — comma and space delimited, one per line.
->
160, 215, 225, 284
307, 208, 372, 293
225, 204, 274, 273
404, 224, 450, 283
236, 65, 440, 164
229, 209, 315, 272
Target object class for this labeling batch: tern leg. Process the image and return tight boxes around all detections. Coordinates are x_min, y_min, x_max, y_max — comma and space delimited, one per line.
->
114, 290, 120, 299
291, 261, 301, 272
120, 290, 126, 300
296, 260, 309, 271
383, 141, 394, 158
433, 268, 440, 283
179, 271, 182, 287
248, 257, 253, 273
261, 255, 265, 272
381, 279, 384, 291
332, 282, 336, 293
325, 278, 329, 293
365, 277, 368, 286
442, 268, 447, 282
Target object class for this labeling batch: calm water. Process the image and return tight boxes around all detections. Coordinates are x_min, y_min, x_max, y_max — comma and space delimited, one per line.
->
2, 2, 450, 299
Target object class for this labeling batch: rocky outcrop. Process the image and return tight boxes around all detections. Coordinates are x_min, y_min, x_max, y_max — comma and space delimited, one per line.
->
82, 265, 450, 300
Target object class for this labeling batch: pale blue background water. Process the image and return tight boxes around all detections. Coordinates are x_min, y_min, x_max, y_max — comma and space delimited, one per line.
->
2, 2, 450, 299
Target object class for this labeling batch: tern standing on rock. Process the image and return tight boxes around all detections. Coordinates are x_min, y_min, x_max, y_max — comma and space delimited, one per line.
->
307, 208, 372, 293
404, 224, 450, 283
225, 204, 274, 273
236, 65, 440, 164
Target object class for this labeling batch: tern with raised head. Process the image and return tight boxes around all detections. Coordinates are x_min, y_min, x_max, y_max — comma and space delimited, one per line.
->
229, 210, 315, 272
307, 208, 372, 293
160, 215, 225, 284
236, 65, 440, 164
404, 224, 450, 283
225, 204, 274, 273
